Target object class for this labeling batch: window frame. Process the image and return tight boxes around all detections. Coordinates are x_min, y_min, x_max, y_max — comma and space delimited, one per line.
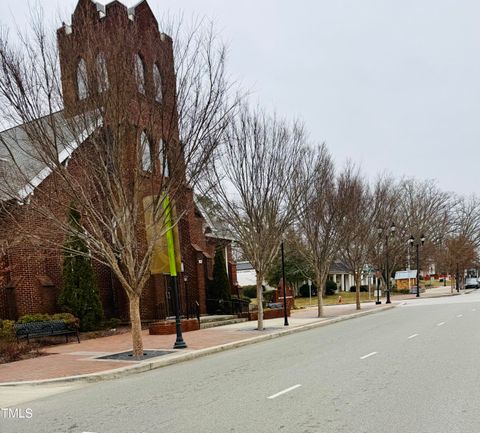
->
140, 131, 152, 172
134, 53, 146, 95
153, 63, 162, 103
77, 58, 88, 100
96, 52, 109, 93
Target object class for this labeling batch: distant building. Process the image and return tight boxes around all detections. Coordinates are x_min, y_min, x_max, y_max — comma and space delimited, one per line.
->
394, 270, 417, 291
236, 261, 256, 287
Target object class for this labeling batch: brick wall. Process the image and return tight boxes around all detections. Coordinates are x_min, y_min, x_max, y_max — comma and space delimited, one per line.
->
0, 0, 237, 322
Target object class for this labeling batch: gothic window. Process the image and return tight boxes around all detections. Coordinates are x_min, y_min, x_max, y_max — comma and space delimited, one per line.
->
158, 139, 169, 176
153, 63, 162, 102
96, 52, 109, 93
77, 58, 88, 100
140, 131, 152, 172
134, 54, 146, 94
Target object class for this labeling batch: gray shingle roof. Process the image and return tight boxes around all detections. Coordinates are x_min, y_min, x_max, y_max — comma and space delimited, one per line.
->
0, 111, 94, 202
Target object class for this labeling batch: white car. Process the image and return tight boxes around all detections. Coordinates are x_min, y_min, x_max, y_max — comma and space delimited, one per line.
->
465, 277, 479, 289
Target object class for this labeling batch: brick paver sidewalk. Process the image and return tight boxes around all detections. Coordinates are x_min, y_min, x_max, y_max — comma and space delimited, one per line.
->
0, 302, 390, 384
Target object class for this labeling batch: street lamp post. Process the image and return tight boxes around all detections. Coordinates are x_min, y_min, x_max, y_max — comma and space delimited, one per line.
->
408, 234, 425, 298
184, 274, 189, 319
172, 276, 187, 349
281, 240, 289, 326
378, 223, 396, 304
376, 276, 381, 305
456, 263, 460, 293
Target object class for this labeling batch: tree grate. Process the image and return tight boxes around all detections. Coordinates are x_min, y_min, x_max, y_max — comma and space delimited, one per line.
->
96, 350, 174, 361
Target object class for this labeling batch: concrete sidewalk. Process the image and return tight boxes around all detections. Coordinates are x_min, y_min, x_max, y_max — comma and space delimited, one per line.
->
0, 302, 393, 386
390, 286, 473, 301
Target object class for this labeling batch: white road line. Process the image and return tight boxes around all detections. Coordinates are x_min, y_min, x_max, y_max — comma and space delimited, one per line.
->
408, 333, 419, 339
437, 322, 445, 326
267, 384, 302, 399
473, 309, 476, 312
360, 351, 377, 360
457, 314, 463, 318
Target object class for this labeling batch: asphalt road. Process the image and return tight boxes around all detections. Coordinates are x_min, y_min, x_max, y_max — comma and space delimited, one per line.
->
3, 291, 480, 433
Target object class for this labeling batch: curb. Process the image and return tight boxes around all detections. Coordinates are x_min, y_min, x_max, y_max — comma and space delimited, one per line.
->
0, 304, 395, 387
393, 288, 474, 302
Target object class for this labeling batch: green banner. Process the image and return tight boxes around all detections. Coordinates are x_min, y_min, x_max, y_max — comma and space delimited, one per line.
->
162, 195, 177, 277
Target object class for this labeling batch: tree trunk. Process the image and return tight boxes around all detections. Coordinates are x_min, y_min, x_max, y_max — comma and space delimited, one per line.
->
355, 272, 361, 310
315, 270, 327, 318
256, 271, 264, 331
128, 293, 144, 358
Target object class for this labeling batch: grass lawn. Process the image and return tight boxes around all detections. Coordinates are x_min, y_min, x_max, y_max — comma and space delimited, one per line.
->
293, 292, 372, 308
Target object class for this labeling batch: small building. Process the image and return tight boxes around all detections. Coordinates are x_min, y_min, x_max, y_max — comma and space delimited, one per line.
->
236, 261, 256, 287
329, 261, 370, 292
394, 270, 417, 290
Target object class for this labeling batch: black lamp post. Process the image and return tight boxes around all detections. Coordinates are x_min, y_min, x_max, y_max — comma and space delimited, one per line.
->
281, 240, 289, 326
456, 262, 460, 293
376, 275, 381, 305
378, 223, 396, 304
408, 234, 425, 297
172, 276, 187, 349
184, 274, 189, 319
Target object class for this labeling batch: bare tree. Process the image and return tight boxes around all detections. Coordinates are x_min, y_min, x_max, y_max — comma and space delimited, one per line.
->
368, 175, 403, 290
397, 179, 452, 241
203, 105, 305, 330
452, 195, 480, 250
0, 5, 238, 356
337, 165, 376, 310
436, 234, 477, 290
294, 144, 343, 317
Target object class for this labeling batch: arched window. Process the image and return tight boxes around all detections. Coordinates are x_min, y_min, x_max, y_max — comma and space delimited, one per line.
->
96, 52, 109, 93
158, 139, 169, 177
77, 58, 88, 100
140, 131, 152, 172
153, 63, 162, 102
134, 54, 145, 94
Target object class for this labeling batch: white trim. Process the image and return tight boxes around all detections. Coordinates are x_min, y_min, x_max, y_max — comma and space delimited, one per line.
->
17, 125, 97, 200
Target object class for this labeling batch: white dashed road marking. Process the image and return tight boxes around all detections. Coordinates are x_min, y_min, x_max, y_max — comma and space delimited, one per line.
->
457, 314, 463, 318
437, 322, 445, 326
408, 334, 419, 339
267, 384, 302, 399
360, 352, 377, 360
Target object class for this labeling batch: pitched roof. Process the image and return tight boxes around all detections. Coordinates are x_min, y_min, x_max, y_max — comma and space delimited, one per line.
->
0, 111, 97, 202
236, 261, 254, 271
395, 270, 417, 280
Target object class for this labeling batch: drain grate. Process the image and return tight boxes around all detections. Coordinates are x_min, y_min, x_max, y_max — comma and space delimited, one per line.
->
96, 350, 174, 361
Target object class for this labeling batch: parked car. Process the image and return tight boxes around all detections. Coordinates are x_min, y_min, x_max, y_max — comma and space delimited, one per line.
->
465, 277, 479, 289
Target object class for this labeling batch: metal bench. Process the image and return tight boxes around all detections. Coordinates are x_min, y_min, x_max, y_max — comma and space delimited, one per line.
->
14, 320, 80, 343
267, 302, 284, 309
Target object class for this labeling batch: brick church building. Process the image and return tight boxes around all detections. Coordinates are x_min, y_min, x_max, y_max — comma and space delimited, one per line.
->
0, 0, 237, 322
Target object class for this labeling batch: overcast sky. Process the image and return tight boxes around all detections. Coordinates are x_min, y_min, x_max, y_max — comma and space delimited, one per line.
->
3, 0, 480, 196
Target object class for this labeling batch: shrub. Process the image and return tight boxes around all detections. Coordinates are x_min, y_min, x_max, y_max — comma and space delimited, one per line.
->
208, 248, 231, 301
59, 206, 104, 331
263, 291, 274, 303
0, 320, 16, 342
101, 318, 122, 329
230, 295, 251, 303
394, 288, 410, 294
241, 285, 257, 299
18, 313, 80, 328
349, 285, 368, 292
299, 283, 317, 297
0, 340, 42, 364
325, 280, 337, 296
17, 313, 50, 323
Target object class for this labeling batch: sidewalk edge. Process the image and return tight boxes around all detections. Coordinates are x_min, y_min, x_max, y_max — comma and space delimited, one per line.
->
0, 304, 395, 387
